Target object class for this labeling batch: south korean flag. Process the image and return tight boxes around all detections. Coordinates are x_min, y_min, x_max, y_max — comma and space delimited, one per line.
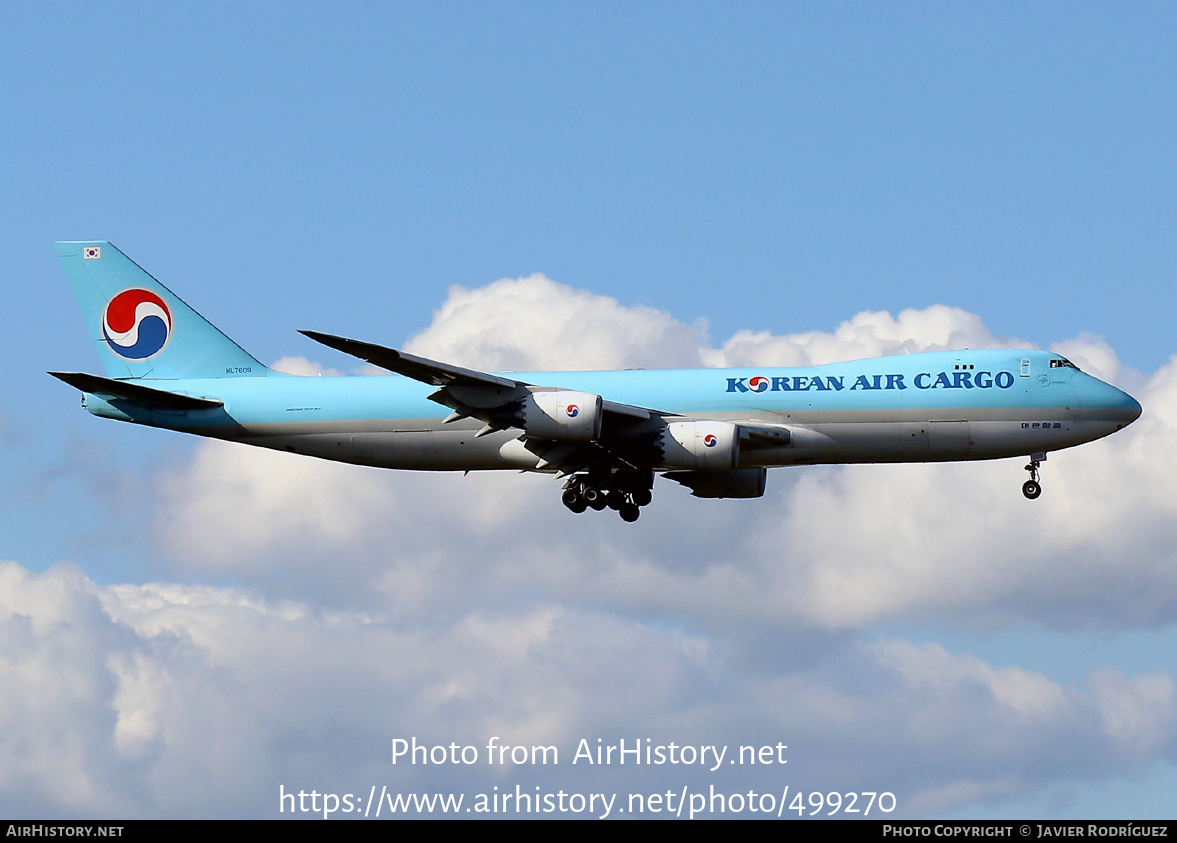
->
83, 246, 102, 260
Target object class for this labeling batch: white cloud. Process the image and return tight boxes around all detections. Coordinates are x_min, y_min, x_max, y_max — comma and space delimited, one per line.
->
402, 281, 1033, 373
405, 274, 707, 371
0, 560, 1171, 817
703, 305, 1032, 368
872, 640, 1070, 720
268, 356, 345, 377
156, 444, 399, 570
1088, 668, 1177, 760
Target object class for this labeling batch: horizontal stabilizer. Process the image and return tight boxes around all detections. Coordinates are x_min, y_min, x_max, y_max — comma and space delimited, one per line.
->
49, 372, 224, 411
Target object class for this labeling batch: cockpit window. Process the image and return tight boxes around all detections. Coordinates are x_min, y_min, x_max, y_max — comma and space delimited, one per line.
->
1050, 358, 1079, 370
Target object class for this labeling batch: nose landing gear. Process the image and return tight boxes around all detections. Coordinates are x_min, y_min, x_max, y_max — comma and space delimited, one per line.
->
1022, 452, 1046, 499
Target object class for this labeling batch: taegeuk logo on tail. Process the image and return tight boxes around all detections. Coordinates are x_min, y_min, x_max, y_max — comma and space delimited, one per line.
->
102, 288, 173, 360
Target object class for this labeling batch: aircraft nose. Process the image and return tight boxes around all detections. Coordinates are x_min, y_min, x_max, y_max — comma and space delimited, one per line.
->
1076, 376, 1142, 426
1123, 391, 1143, 425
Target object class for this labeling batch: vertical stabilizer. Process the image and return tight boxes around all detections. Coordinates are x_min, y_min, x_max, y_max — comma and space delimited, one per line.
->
55, 241, 267, 380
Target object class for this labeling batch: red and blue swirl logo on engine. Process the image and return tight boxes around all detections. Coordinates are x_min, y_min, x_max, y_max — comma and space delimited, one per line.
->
566, 404, 579, 418
703, 434, 718, 448
102, 289, 173, 360
748, 376, 769, 393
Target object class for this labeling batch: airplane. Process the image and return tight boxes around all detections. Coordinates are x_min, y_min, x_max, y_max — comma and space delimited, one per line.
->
51, 241, 1142, 522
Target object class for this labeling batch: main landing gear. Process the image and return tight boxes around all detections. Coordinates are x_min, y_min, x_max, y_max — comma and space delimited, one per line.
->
1022, 452, 1046, 499
561, 470, 653, 522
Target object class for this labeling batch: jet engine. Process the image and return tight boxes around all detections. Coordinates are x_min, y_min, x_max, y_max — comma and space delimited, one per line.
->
520, 390, 603, 441
658, 420, 739, 470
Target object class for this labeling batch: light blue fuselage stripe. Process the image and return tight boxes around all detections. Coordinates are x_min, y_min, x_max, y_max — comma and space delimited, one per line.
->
82, 347, 1141, 472
144, 349, 1084, 428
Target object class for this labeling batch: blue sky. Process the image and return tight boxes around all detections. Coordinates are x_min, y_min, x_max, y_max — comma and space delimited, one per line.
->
2, 2, 1176, 819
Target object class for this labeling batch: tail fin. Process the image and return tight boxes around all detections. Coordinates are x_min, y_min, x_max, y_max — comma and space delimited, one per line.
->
54, 241, 267, 380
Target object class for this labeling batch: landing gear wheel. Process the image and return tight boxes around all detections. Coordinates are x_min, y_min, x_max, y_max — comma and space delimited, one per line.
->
1022, 480, 1041, 499
631, 488, 652, 507
619, 504, 641, 522
561, 488, 587, 513
606, 490, 625, 510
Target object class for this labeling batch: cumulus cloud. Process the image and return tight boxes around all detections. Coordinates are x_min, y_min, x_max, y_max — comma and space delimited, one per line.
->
1, 561, 1170, 817
156, 444, 399, 570
401, 279, 1037, 374
1088, 668, 1177, 760
405, 274, 707, 371
268, 356, 346, 377
703, 305, 1033, 369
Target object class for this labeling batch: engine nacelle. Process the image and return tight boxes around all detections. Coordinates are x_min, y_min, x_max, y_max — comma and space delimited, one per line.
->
520, 390, 603, 441
664, 468, 767, 499
658, 420, 739, 470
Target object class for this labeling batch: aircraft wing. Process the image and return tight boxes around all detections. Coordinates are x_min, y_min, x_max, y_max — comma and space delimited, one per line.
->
301, 330, 655, 420
49, 372, 225, 411
301, 330, 663, 474
300, 332, 804, 479
300, 330, 519, 390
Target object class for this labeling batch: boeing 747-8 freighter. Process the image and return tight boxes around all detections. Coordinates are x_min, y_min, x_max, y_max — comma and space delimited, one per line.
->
52, 242, 1141, 522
